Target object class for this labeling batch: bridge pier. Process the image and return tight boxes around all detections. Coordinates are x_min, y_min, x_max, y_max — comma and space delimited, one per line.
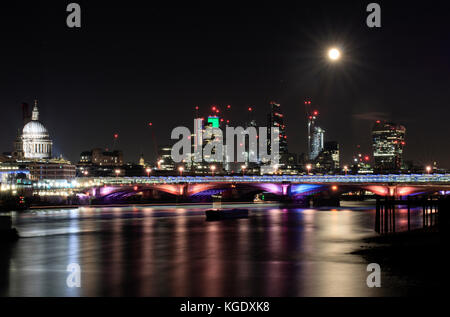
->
311, 190, 340, 207
375, 194, 447, 234
176, 184, 190, 203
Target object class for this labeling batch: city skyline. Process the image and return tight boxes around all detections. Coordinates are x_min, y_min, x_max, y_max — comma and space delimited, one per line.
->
1, 1, 449, 302
1, 2, 449, 168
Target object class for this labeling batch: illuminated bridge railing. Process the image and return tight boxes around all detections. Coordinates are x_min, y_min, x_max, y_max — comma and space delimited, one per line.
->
33, 174, 450, 190
82, 174, 450, 186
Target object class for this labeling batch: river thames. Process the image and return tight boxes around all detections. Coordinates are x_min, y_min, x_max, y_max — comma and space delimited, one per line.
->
0, 202, 428, 296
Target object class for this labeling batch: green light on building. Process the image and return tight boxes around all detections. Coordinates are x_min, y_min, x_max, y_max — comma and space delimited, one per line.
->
207, 116, 220, 128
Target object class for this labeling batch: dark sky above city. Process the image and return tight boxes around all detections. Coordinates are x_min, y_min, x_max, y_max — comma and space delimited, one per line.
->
1, 1, 449, 168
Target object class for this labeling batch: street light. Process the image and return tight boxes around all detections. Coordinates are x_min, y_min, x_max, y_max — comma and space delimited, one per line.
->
178, 166, 184, 176
114, 169, 121, 177
210, 165, 216, 177
158, 159, 164, 169
343, 165, 348, 176
426, 166, 432, 174
146, 167, 152, 177
306, 164, 312, 175
241, 165, 247, 176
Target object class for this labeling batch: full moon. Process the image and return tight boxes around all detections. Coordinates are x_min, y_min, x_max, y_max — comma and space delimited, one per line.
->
328, 48, 341, 61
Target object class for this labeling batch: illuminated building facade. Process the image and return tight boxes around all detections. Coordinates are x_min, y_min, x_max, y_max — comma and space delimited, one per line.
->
25, 159, 76, 180
372, 121, 406, 172
305, 102, 324, 161
267, 102, 288, 157
310, 126, 325, 161
14, 100, 53, 160
314, 141, 339, 172
157, 145, 175, 171
79, 148, 123, 166
77, 148, 124, 177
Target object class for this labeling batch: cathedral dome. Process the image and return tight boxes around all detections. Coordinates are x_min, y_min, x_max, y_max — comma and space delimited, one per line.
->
22, 120, 49, 139
18, 100, 53, 160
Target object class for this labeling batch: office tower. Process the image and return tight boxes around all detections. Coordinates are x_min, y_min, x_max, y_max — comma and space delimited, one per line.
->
310, 126, 325, 161
305, 101, 324, 161
372, 121, 406, 172
267, 101, 288, 156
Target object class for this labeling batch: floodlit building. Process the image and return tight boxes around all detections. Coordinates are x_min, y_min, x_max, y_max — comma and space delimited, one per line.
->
79, 148, 124, 167
314, 141, 339, 172
9, 100, 76, 181
157, 145, 175, 171
372, 121, 406, 172
267, 101, 288, 158
310, 126, 325, 161
13, 100, 53, 160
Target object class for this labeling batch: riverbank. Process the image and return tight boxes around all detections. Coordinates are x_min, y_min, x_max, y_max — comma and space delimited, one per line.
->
353, 227, 443, 295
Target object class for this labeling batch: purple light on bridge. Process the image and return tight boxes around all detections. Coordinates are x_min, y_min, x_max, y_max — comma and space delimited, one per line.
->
254, 183, 283, 195
290, 184, 324, 196
100, 186, 116, 197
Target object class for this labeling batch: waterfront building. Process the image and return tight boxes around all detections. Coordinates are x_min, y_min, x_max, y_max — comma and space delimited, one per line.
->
25, 158, 76, 180
77, 148, 124, 177
79, 148, 124, 166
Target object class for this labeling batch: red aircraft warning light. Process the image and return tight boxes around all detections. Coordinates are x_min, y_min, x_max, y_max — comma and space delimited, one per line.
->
114, 133, 119, 139
148, 122, 153, 126
248, 107, 253, 111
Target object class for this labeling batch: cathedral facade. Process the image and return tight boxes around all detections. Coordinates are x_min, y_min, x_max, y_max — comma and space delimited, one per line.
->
14, 100, 53, 160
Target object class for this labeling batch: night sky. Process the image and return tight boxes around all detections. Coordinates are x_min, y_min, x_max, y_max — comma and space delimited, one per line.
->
1, 1, 449, 168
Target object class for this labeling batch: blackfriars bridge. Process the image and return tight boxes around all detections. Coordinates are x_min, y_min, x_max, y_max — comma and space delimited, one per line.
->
38, 174, 450, 202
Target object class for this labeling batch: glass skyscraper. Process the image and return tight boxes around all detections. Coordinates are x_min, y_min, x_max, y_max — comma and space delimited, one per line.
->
372, 121, 406, 172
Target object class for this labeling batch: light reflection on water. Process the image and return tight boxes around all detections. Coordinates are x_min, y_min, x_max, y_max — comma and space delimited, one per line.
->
0, 203, 425, 296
